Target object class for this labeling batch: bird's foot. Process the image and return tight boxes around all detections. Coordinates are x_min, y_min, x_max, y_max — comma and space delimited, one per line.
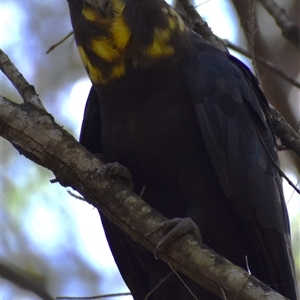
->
96, 162, 134, 190
155, 217, 202, 259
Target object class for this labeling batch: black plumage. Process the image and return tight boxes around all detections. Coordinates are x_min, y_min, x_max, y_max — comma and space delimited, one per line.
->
68, 0, 298, 299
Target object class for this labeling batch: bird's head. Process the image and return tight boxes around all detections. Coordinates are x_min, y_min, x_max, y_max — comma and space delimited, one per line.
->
67, 0, 189, 85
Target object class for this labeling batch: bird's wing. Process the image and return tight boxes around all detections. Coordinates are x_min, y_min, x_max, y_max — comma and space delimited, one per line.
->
185, 36, 297, 298
79, 85, 150, 298
79, 86, 102, 153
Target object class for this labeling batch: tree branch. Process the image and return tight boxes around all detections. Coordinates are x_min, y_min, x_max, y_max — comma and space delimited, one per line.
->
0, 49, 288, 300
258, 0, 300, 49
270, 107, 300, 156
176, 0, 228, 52
225, 41, 300, 89
0, 261, 54, 300
0, 49, 44, 108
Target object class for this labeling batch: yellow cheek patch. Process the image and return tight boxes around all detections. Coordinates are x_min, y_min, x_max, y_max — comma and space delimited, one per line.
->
82, 6, 100, 22
161, 6, 186, 33
77, 45, 89, 68
144, 28, 174, 58
110, 62, 125, 79
111, 16, 131, 49
142, 7, 185, 59
112, 0, 125, 15
88, 62, 105, 84
176, 16, 185, 33
111, 0, 130, 49
168, 17, 176, 31
77, 45, 125, 84
145, 43, 174, 57
77, 1, 185, 82
77, 45, 104, 84
91, 37, 121, 62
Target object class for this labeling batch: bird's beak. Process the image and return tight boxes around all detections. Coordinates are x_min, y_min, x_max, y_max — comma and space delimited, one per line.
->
84, 0, 109, 16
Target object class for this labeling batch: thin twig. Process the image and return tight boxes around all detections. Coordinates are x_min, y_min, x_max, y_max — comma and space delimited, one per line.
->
169, 267, 199, 300
270, 107, 300, 158
144, 272, 173, 300
46, 31, 74, 54
67, 190, 85, 200
225, 41, 300, 89
287, 178, 300, 205
248, 0, 259, 78
56, 293, 131, 299
255, 118, 300, 194
219, 284, 227, 300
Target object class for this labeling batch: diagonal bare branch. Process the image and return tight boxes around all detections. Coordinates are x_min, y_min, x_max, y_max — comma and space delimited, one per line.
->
270, 107, 300, 156
0, 49, 44, 108
177, 0, 228, 52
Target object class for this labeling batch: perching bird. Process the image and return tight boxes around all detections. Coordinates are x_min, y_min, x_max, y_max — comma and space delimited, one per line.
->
67, 0, 298, 299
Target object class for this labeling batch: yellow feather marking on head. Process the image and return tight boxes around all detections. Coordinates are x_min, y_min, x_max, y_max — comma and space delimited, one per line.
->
88, 62, 105, 84
91, 37, 121, 62
77, 45, 125, 84
82, 6, 99, 22
145, 27, 174, 57
161, 7, 169, 15
177, 16, 185, 32
110, 62, 125, 79
77, 45, 89, 67
155, 27, 172, 41
112, 0, 125, 14
146, 43, 174, 57
77, 45, 104, 84
143, 7, 185, 58
170, 9, 185, 32
110, 0, 130, 50
168, 17, 177, 31
111, 16, 131, 49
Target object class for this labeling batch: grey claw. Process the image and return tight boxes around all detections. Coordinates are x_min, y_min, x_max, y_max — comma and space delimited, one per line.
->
155, 217, 202, 259
96, 162, 134, 190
